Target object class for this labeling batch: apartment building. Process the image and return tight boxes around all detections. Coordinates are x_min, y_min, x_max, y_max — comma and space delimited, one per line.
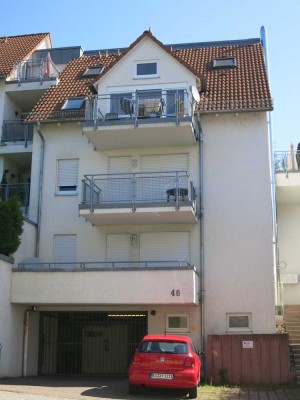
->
0, 29, 275, 377
275, 148, 300, 380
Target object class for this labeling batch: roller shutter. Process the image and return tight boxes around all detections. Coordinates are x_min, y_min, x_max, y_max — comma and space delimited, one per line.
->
140, 232, 190, 264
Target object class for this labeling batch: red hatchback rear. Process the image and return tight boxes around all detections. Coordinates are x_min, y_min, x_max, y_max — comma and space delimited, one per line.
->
129, 334, 201, 398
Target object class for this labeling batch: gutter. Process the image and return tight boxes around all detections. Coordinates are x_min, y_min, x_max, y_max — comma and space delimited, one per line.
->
36, 122, 45, 258
22, 307, 36, 376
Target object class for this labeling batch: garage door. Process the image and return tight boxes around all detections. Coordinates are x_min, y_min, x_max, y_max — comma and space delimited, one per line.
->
140, 232, 190, 266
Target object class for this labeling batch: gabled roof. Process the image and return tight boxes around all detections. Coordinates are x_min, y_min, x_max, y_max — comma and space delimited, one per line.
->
0, 33, 51, 78
28, 31, 273, 120
90, 30, 203, 86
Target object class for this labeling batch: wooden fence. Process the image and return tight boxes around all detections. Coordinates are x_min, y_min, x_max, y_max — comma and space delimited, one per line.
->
206, 334, 291, 384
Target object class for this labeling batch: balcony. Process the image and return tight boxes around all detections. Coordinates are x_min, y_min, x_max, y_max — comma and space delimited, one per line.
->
79, 171, 198, 224
0, 183, 30, 213
12, 261, 199, 305
2, 121, 33, 147
82, 89, 199, 149
5, 58, 59, 109
275, 150, 300, 204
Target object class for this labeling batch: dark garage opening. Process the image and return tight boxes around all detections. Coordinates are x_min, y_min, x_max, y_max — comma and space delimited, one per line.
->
39, 311, 148, 375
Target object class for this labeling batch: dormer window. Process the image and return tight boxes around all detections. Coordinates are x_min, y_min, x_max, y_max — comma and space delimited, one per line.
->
135, 61, 158, 78
61, 97, 85, 110
212, 57, 237, 70
82, 65, 104, 78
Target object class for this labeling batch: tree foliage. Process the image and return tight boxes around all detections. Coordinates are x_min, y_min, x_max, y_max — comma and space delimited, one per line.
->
0, 197, 24, 256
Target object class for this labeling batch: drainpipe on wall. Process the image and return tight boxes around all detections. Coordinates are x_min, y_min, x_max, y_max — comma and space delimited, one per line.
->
260, 26, 281, 316
36, 123, 45, 258
197, 116, 206, 379
22, 307, 36, 376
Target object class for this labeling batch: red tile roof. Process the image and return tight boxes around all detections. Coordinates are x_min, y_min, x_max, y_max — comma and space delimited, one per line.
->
28, 31, 272, 120
0, 33, 51, 77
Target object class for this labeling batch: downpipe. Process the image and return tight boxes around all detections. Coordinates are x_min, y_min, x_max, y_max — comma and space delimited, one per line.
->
22, 307, 36, 376
36, 123, 45, 258
197, 115, 206, 380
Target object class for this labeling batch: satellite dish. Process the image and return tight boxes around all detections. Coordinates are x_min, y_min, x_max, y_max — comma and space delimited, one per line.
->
190, 85, 200, 103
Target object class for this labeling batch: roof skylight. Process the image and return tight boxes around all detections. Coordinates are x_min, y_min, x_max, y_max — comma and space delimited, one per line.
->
212, 57, 237, 70
82, 65, 104, 78
61, 97, 85, 110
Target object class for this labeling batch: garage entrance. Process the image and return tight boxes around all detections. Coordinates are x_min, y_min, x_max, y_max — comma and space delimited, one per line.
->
39, 311, 147, 375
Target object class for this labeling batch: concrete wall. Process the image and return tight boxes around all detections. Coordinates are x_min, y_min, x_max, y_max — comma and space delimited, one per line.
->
202, 112, 275, 334
0, 257, 24, 377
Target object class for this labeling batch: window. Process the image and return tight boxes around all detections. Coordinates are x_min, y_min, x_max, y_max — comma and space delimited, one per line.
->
61, 97, 85, 110
53, 234, 76, 268
135, 61, 158, 78
110, 92, 132, 115
212, 57, 237, 70
82, 65, 104, 78
57, 159, 79, 194
227, 313, 252, 332
166, 314, 189, 333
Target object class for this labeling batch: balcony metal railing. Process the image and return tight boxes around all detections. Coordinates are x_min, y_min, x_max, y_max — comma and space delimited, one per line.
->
2, 121, 34, 146
9, 58, 59, 83
86, 89, 192, 128
274, 151, 300, 173
81, 171, 197, 212
23, 89, 196, 125
0, 183, 30, 212
17, 260, 193, 270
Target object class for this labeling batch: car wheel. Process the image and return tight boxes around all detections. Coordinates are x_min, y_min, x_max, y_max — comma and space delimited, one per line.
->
128, 383, 140, 395
189, 385, 198, 399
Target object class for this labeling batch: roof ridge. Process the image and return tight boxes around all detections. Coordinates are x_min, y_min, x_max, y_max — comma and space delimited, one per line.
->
0, 32, 50, 40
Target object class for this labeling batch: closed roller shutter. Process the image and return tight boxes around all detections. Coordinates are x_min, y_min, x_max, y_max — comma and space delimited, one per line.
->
140, 154, 188, 172
105, 157, 132, 202
53, 235, 76, 267
106, 234, 131, 262
140, 232, 190, 265
57, 159, 79, 192
139, 154, 189, 202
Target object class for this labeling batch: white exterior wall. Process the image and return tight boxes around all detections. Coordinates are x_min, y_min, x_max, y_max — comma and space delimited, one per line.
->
96, 36, 197, 94
29, 123, 200, 266
202, 112, 275, 334
277, 203, 300, 304
13, 221, 37, 264
0, 258, 24, 377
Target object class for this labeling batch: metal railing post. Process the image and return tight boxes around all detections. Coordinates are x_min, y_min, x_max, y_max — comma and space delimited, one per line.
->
134, 92, 138, 128
39, 59, 44, 84
132, 173, 136, 212
176, 90, 179, 126
24, 124, 28, 148
82, 180, 86, 204
90, 177, 94, 213
175, 171, 179, 210
93, 96, 97, 130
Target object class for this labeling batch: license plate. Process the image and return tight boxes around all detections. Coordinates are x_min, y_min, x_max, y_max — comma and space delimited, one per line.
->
150, 373, 173, 380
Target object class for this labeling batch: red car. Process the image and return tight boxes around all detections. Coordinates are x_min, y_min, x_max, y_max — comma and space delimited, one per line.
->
129, 334, 201, 398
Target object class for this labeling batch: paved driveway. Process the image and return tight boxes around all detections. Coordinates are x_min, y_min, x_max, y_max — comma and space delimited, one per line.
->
0, 377, 299, 400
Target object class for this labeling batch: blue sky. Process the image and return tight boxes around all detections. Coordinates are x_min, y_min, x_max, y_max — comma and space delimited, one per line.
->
1, 0, 299, 150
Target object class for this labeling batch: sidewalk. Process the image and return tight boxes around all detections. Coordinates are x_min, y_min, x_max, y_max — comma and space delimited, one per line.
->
0, 377, 299, 400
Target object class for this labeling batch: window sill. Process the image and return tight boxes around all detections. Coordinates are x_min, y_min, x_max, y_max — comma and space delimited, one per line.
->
133, 75, 160, 79
55, 192, 78, 196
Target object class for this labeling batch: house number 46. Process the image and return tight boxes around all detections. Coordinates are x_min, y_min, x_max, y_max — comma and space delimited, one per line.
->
170, 290, 181, 296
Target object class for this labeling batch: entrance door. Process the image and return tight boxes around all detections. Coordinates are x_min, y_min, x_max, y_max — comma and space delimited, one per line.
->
82, 325, 128, 374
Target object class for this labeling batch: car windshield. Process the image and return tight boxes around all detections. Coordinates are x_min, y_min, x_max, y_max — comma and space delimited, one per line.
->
139, 341, 188, 354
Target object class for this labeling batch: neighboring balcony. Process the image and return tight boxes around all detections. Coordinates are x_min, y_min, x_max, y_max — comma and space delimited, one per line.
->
79, 171, 198, 225
0, 183, 30, 213
275, 150, 300, 204
12, 261, 199, 305
8, 58, 59, 84
82, 90, 199, 149
1, 121, 33, 147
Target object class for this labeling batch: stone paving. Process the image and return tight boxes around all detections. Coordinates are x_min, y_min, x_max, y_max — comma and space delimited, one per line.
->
0, 377, 299, 400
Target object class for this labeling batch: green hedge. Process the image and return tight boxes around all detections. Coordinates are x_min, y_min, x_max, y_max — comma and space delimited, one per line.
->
0, 197, 24, 256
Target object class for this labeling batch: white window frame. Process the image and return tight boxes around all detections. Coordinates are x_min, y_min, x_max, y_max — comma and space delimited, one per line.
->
134, 60, 159, 79
226, 313, 252, 332
166, 314, 189, 333
56, 158, 79, 195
